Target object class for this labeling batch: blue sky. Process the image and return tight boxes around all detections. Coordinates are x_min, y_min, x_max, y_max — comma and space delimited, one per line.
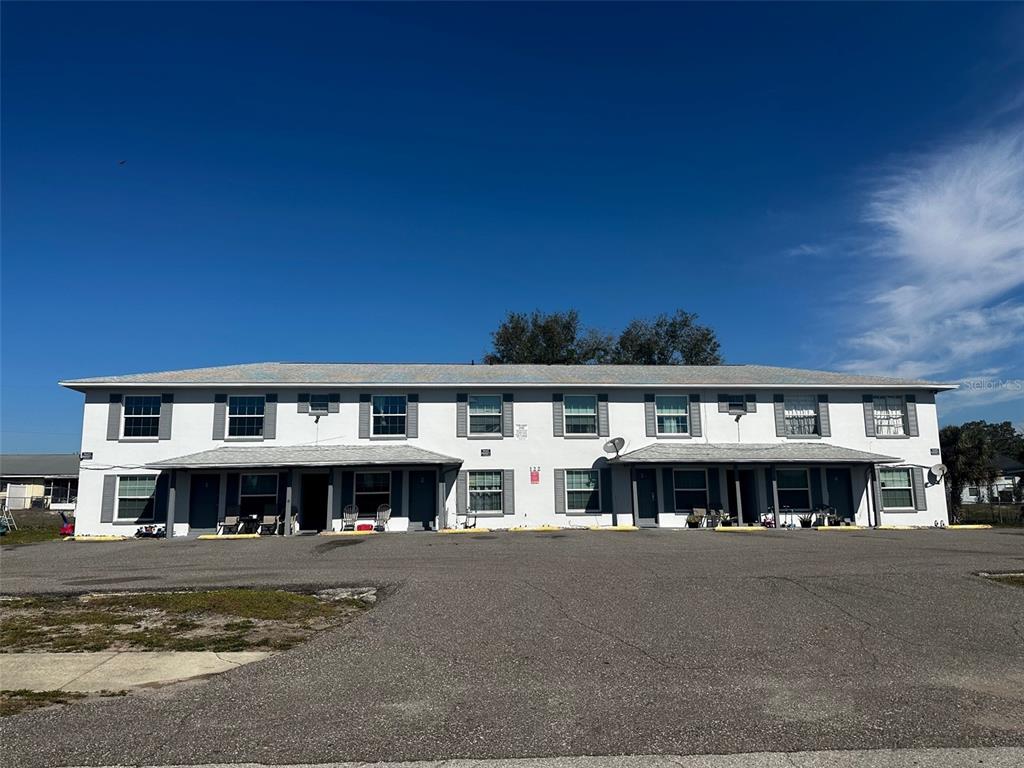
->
2, 2, 1023, 452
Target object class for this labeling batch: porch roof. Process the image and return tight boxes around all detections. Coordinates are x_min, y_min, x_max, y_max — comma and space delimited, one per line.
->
147, 444, 462, 470
610, 442, 900, 465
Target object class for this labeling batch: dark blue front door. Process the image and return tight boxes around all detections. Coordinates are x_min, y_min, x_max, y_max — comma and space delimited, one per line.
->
408, 470, 436, 527
189, 474, 220, 529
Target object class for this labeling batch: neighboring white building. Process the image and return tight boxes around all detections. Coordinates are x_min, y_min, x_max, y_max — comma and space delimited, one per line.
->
961, 454, 1024, 505
59, 363, 956, 536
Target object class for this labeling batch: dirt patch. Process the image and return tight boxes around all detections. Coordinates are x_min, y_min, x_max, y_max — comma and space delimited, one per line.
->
0, 689, 125, 717
0, 588, 374, 653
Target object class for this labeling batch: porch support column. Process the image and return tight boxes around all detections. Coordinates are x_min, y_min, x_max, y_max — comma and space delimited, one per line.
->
734, 464, 743, 525
770, 464, 780, 528
166, 471, 177, 539
326, 469, 335, 532
284, 469, 294, 535
630, 467, 639, 523
719, 466, 730, 517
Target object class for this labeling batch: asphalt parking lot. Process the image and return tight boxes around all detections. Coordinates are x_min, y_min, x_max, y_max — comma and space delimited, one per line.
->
1, 528, 1023, 767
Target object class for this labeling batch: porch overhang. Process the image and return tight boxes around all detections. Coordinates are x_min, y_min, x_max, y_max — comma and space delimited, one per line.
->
147, 444, 463, 470
609, 442, 900, 465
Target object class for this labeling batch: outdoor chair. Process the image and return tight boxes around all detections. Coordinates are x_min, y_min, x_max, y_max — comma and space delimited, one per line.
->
218, 514, 240, 535
375, 504, 392, 531
342, 504, 359, 531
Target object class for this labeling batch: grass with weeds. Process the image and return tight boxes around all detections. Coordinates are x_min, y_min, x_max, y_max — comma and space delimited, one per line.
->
0, 690, 85, 717
0, 588, 370, 653
0, 525, 63, 547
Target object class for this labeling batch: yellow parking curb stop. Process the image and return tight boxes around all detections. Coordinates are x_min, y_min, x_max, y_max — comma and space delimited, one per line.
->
510, 525, 562, 533
947, 524, 993, 530
196, 533, 261, 540
439, 528, 492, 534
319, 530, 377, 536
589, 525, 638, 531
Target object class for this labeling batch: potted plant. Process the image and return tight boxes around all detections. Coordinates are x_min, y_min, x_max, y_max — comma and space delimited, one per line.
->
686, 513, 701, 529
798, 512, 813, 528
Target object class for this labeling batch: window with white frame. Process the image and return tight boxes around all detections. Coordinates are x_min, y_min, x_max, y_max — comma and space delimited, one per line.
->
879, 468, 914, 508
784, 395, 819, 436
777, 468, 812, 511
468, 470, 503, 514
239, 473, 277, 516
372, 395, 407, 435
564, 395, 598, 435
656, 395, 689, 435
116, 475, 157, 520
873, 396, 906, 436
228, 396, 265, 437
468, 395, 502, 434
122, 395, 161, 438
309, 393, 330, 414
673, 469, 707, 511
566, 469, 600, 511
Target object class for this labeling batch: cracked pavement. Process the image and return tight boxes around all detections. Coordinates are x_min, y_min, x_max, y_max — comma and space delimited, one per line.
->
1, 528, 1023, 767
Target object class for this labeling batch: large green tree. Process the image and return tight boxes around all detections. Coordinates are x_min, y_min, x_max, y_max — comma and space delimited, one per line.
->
940, 423, 999, 516
484, 309, 722, 366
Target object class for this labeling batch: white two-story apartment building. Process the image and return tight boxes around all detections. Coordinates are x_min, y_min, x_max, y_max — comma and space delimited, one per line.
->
60, 363, 955, 536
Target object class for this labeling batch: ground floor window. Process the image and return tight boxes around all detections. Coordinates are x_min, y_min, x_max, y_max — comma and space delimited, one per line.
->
468, 471, 503, 514
117, 476, 157, 521
239, 473, 277, 517
673, 469, 708, 511
879, 467, 914, 509
355, 471, 390, 518
566, 469, 600, 512
777, 468, 811, 511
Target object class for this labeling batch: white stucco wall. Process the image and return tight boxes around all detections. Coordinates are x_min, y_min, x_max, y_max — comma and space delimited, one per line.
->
71, 385, 951, 535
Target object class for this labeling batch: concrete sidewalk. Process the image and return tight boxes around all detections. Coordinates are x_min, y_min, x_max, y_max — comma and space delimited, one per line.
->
0, 651, 270, 692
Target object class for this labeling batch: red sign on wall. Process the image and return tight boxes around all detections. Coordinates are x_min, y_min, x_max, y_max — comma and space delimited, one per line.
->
530, 467, 540, 485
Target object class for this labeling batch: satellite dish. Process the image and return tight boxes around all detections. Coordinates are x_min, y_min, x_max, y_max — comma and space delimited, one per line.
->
603, 437, 626, 456
930, 463, 947, 481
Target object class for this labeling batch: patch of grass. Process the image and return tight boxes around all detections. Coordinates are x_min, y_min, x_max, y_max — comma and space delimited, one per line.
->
1, 589, 371, 653
0, 525, 63, 547
0, 690, 85, 717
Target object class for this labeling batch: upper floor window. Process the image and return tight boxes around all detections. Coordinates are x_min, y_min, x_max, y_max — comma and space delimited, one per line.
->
879, 468, 913, 508
309, 393, 330, 414
468, 470, 503, 514
566, 469, 600, 511
468, 395, 502, 434
373, 395, 407, 436
873, 396, 906, 436
228, 396, 265, 437
673, 469, 707, 511
656, 395, 689, 435
122, 395, 161, 438
564, 395, 598, 435
784, 395, 819, 436
117, 475, 156, 521
777, 468, 811, 510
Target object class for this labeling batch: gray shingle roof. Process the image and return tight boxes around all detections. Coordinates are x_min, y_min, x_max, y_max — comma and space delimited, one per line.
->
147, 444, 462, 470
60, 362, 955, 389
610, 442, 900, 465
0, 453, 80, 478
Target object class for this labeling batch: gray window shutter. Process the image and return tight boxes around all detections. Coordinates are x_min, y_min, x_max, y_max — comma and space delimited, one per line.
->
456, 470, 468, 516
600, 467, 612, 513
872, 468, 884, 511
328, 393, 340, 413
406, 394, 419, 438
817, 394, 831, 437
359, 395, 371, 438
904, 395, 919, 437
298, 393, 310, 414
100, 475, 117, 523
745, 394, 757, 413
644, 394, 657, 437
554, 469, 566, 514
689, 394, 702, 437
501, 393, 514, 438
552, 394, 564, 437
158, 394, 173, 440
213, 394, 227, 440
107, 394, 122, 441
502, 469, 515, 515
912, 466, 927, 511
263, 394, 277, 440
773, 394, 786, 437
597, 394, 610, 437
456, 393, 468, 438
862, 395, 876, 437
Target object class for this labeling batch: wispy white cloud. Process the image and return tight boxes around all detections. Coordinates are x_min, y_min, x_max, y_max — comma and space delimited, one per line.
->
840, 128, 1024, 392
784, 243, 826, 257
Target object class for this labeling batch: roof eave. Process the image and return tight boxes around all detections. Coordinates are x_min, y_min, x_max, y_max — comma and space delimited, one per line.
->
60, 381, 959, 391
